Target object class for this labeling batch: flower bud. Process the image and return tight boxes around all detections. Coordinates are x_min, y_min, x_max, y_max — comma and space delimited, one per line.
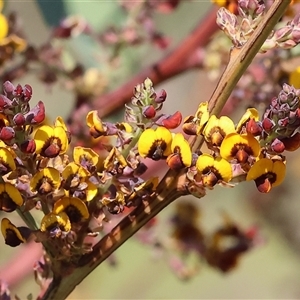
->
13, 113, 26, 126
155, 89, 167, 103
20, 139, 36, 154
262, 118, 274, 132
3, 81, 15, 95
271, 138, 285, 153
0, 127, 15, 141
156, 111, 182, 129
246, 119, 262, 136
13, 84, 23, 97
23, 84, 32, 102
142, 105, 156, 119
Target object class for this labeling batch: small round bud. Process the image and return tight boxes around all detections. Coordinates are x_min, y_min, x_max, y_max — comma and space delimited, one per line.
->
0, 127, 15, 141
262, 118, 274, 132
155, 89, 167, 103
142, 105, 156, 119
246, 119, 262, 136
13, 113, 26, 126
3, 81, 15, 95
23, 84, 32, 102
13, 84, 23, 97
271, 138, 285, 153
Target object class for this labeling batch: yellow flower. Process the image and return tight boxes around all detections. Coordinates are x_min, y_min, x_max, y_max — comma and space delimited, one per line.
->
236, 108, 259, 133
138, 126, 172, 160
73, 146, 99, 171
1, 218, 25, 247
104, 147, 127, 173
166, 133, 192, 170
220, 133, 260, 163
30, 167, 61, 195
86, 110, 106, 138
53, 197, 89, 223
196, 154, 232, 187
246, 158, 286, 193
0, 0, 8, 40
0, 182, 23, 212
34, 125, 69, 158
289, 66, 300, 89
0, 146, 16, 175
40, 212, 71, 236
62, 162, 90, 190
183, 101, 209, 135
203, 115, 235, 147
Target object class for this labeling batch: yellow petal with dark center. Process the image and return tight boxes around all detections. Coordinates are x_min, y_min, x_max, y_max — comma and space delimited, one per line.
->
271, 160, 286, 187
0, 147, 16, 173
1, 218, 25, 247
220, 133, 260, 160
138, 128, 157, 158
73, 146, 99, 167
30, 167, 61, 193
5, 183, 23, 206
34, 125, 53, 154
53, 126, 68, 154
246, 158, 273, 181
196, 154, 215, 172
171, 133, 192, 167
40, 212, 71, 232
213, 157, 232, 182
156, 126, 172, 156
53, 197, 89, 222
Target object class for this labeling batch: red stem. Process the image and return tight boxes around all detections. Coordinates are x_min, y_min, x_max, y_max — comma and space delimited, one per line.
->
92, 6, 219, 118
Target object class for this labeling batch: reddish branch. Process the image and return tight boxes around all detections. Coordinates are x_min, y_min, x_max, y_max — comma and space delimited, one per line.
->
91, 6, 219, 118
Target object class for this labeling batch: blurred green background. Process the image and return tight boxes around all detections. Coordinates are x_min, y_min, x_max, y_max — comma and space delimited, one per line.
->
1, 1, 300, 299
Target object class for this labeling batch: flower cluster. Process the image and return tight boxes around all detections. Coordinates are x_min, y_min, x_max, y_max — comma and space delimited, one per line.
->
215, 0, 300, 51
137, 81, 300, 195
0, 76, 299, 292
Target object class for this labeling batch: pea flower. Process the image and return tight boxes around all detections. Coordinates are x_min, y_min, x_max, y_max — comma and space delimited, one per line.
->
220, 133, 260, 163
138, 126, 172, 160
246, 158, 286, 193
196, 154, 232, 187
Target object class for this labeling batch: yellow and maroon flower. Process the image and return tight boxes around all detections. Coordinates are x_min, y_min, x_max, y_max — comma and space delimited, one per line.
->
183, 102, 209, 135
203, 115, 235, 147
30, 167, 61, 195
0, 146, 16, 175
196, 154, 232, 187
167, 133, 192, 170
40, 212, 71, 236
104, 147, 127, 173
53, 197, 89, 223
246, 158, 286, 193
1, 218, 25, 247
0, 182, 23, 212
34, 125, 69, 158
73, 146, 99, 172
236, 108, 260, 133
220, 133, 260, 163
62, 162, 90, 190
86, 110, 106, 138
138, 126, 172, 160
